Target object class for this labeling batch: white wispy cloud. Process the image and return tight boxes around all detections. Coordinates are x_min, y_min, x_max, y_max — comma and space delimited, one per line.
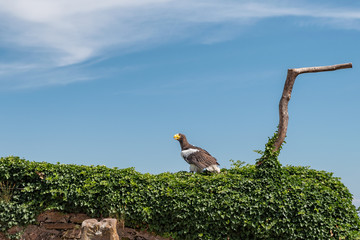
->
0, 0, 360, 88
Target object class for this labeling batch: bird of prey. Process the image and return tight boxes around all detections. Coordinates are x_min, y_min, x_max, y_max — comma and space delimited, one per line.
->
174, 133, 220, 173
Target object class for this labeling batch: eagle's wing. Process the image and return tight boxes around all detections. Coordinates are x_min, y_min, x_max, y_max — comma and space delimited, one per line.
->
186, 148, 219, 169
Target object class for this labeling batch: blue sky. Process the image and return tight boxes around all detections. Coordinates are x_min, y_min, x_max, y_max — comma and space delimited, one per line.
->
0, 0, 359, 207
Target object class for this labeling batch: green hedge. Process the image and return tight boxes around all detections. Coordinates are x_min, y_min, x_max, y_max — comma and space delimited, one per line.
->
1, 137, 359, 239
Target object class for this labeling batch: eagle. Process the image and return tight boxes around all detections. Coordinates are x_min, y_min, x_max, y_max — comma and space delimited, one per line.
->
174, 133, 220, 173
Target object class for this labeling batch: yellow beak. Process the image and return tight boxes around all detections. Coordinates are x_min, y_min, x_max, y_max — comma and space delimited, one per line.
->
174, 134, 180, 140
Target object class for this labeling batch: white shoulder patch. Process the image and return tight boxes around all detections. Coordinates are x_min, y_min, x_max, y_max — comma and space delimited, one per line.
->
181, 148, 199, 158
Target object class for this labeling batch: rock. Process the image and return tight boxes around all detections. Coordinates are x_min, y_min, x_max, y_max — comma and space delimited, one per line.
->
22, 225, 61, 240
37, 210, 69, 223
81, 219, 119, 240
1, 210, 172, 240
63, 228, 82, 239
69, 213, 90, 224
42, 223, 77, 230
117, 227, 136, 240
7, 226, 23, 235
0, 232, 8, 240
134, 236, 147, 240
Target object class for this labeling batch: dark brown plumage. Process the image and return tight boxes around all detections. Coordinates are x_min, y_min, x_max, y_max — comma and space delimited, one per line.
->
174, 133, 220, 173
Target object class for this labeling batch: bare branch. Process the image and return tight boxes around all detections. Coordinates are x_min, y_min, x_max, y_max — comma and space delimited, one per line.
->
293, 63, 352, 74
274, 63, 352, 151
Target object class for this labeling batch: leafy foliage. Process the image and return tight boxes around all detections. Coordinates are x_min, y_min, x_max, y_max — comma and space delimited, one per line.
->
0, 134, 359, 239
255, 131, 282, 169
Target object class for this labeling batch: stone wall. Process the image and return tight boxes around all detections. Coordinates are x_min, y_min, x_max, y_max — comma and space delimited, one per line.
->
0, 210, 171, 240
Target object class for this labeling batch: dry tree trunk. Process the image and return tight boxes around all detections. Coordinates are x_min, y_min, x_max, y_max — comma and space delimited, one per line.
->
274, 63, 352, 151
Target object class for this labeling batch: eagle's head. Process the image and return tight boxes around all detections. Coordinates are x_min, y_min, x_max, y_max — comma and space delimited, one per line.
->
173, 133, 184, 141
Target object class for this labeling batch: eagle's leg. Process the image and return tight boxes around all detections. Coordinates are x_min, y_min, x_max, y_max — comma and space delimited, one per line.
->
189, 164, 198, 173
189, 164, 203, 173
